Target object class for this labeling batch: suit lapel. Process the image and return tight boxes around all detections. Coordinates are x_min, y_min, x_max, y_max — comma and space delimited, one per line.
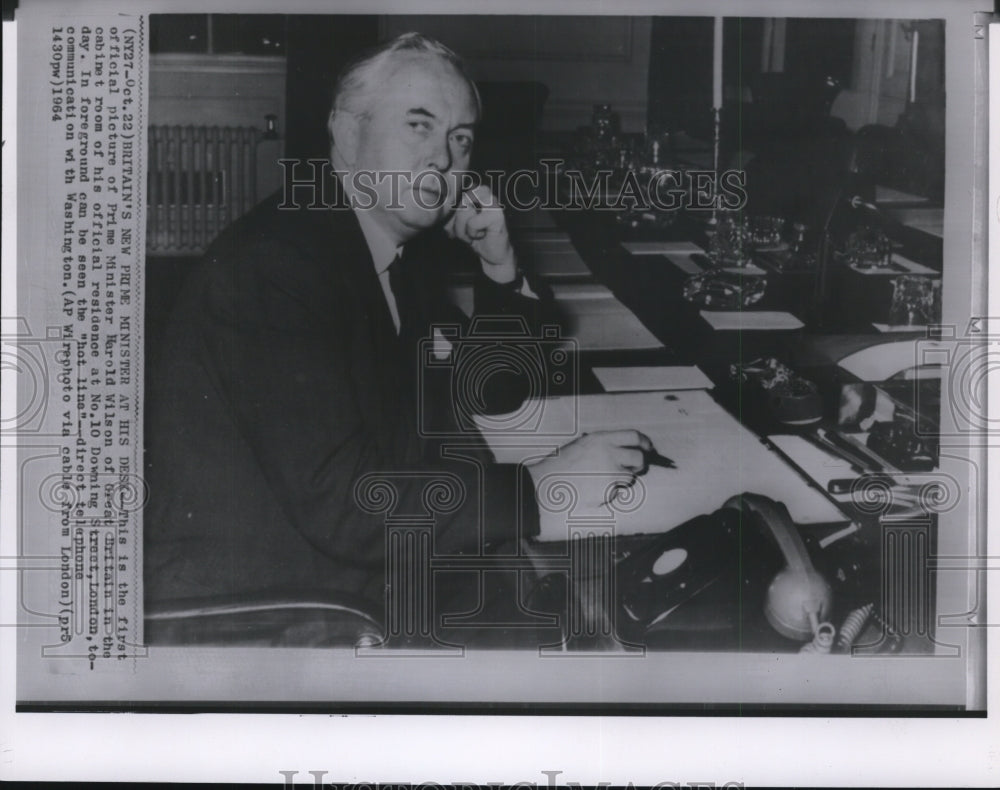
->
305, 206, 415, 462
296, 208, 474, 466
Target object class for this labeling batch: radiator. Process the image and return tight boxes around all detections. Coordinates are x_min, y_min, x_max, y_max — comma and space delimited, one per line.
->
146, 125, 259, 256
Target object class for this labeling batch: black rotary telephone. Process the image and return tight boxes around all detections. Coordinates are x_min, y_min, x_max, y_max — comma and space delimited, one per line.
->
615, 493, 833, 648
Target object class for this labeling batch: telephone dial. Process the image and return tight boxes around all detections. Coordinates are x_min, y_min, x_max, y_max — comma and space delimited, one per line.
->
613, 493, 833, 649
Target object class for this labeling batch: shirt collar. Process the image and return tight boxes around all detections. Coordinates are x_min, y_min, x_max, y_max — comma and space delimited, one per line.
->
341, 173, 403, 276
354, 207, 402, 276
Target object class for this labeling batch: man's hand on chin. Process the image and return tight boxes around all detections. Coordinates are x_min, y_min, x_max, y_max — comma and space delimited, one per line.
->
444, 184, 518, 284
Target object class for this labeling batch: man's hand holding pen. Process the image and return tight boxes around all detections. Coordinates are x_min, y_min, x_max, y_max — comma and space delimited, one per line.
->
527, 429, 676, 513
643, 448, 677, 470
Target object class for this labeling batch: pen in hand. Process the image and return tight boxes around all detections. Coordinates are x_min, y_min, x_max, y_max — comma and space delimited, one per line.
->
644, 448, 677, 470
598, 434, 676, 506
623, 442, 677, 471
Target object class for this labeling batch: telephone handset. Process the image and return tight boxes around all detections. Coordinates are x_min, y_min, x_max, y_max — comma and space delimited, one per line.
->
722, 493, 833, 641
616, 493, 833, 645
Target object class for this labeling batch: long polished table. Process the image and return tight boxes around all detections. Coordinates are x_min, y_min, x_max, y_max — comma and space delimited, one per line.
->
489, 202, 942, 655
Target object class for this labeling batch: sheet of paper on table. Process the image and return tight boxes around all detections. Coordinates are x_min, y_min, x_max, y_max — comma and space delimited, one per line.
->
662, 252, 703, 275
655, 247, 768, 277
700, 310, 804, 331
621, 240, 704, 256
836, 338, 946, 381
593, 365, 714, 392
549, 285, 664, 350
474, 390, 848, 541
872, 323, 929, 334
447, 284, 664, 351
884, 207, 944, 239
846, 252, 938, 276
767, 434, 929, 522
520, 237, 592, 278
766, 434, 856, 504
550, 283, 612, 300
619, 240, 707, 275
519, 233, 573, 246
875, 185, 930, 205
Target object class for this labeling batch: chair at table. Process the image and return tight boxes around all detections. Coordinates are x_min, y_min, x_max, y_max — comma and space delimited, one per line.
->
144, 590, 384, 648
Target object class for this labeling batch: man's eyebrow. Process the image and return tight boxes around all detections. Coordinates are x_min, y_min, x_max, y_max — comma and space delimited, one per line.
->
405, 108, 476, 132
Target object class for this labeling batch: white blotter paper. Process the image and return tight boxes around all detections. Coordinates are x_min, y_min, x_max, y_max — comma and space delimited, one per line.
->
846, 252, 938, 276
447, 284, 664, 351
872, 323, 929, 334
766, 434, 856, 502
700, 310, 804, 331
836, 338, 945, 381
656, 249, 766, 277
520, 234, 573, 247
521, 237, 592, 278
475, 390, 847, 541
621, 240, 704, 256
553, 296, 664, 350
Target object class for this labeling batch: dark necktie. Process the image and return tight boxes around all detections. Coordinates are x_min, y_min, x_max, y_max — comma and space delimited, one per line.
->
386, 249, 424, 413
387, 249, 420, 339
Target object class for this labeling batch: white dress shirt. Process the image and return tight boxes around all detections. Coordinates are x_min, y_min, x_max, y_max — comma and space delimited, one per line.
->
353, 206, 538, 335
353, 207, 405, 333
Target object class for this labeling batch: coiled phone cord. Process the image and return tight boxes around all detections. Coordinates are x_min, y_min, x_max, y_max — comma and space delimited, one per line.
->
835, 603, 875, 652
800, 612, 836, 653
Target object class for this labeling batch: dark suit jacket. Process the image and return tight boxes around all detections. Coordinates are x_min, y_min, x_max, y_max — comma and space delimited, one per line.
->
144, 193, 550, 606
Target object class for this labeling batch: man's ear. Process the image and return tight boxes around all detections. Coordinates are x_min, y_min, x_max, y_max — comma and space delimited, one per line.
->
328, 109, 360, 168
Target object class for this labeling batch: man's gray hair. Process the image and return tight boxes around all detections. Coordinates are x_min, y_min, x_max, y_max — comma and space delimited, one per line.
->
331, 32, 482, 119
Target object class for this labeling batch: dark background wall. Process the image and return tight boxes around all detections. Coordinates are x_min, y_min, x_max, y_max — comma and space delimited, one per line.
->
283, 15, 380, 162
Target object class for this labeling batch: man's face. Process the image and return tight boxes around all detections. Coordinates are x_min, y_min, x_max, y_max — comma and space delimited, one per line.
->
345, 54, 478, 243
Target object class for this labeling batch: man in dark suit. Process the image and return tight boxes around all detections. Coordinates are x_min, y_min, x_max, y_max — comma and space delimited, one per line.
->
144, 33, 651, 635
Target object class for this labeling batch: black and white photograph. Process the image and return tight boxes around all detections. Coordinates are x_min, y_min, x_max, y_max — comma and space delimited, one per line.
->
139, 9, 964, 658
2, 0, 997, 785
